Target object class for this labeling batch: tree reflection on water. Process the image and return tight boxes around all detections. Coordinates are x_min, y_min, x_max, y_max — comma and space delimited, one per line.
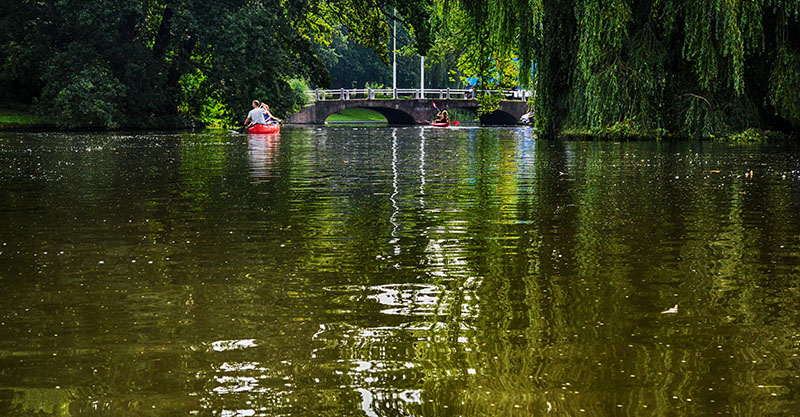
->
0, 128, 798, 416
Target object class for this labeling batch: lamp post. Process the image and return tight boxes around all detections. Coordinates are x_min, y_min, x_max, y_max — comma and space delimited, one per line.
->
392, 8, 397, 98
420, 56, 424, 98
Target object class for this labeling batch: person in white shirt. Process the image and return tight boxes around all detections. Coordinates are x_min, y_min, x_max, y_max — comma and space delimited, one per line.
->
244, 100, 267, 127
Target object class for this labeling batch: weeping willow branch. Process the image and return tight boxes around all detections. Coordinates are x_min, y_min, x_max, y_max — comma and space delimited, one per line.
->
444, 0, 800, 136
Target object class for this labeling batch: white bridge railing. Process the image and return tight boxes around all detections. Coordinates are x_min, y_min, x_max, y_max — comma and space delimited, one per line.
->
309, 88, 532, 101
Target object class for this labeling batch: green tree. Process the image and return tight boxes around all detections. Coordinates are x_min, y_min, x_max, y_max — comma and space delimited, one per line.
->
426, 1, 525, 113
0, 0, 433, 129
316, 24, 425, 90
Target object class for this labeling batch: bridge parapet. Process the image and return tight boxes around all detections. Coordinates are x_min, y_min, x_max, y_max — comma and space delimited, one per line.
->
308, 88, 532, 101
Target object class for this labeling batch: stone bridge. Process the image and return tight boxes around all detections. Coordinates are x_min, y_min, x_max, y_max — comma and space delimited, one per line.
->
287, 89, 530, 125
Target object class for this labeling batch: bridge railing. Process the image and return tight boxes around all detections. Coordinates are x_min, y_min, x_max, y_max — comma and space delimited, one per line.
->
308, 88, 532, 101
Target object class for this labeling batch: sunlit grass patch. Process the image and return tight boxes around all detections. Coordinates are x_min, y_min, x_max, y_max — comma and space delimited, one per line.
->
326, 108, 387, 123
0, 109, 53, 127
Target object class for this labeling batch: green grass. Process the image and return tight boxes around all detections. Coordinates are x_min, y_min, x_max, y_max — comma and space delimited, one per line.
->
0, 109, 53, 128
325, 108, 387, 123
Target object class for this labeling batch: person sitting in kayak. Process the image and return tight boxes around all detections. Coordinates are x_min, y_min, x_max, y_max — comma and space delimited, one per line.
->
244, 100, 267, 127
260, 103, 283, 125
434, 110, 450, 123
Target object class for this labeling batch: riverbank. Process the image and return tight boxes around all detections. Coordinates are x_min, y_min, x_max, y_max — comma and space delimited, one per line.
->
559, 126, 796, 142
3, 108, 795, 141
0, 109, 55, 131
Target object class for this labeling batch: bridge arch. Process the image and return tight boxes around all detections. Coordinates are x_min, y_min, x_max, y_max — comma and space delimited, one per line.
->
325, 106, 416, 125
479, 110, 519, 125
439, 105, 519, 125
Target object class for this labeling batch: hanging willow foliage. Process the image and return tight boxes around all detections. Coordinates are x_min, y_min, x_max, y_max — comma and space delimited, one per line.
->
454, 0, 800, 137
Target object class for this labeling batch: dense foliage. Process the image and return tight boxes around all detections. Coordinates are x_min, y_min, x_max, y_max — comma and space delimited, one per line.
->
0, 0, 431, 128
423, 1, 524, 114
317, 25, 428, 89
3, 0, 797, 136
451, 0, 800, 136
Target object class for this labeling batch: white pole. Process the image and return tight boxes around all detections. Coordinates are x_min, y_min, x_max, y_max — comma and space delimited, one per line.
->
420, 56, 424, 97
392, 8, 397, 92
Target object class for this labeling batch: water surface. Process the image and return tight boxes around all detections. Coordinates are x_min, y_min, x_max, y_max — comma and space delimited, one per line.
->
1, 127, 799, 416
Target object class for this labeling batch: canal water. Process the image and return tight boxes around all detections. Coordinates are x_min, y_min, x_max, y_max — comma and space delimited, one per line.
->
1, 127, 799, 416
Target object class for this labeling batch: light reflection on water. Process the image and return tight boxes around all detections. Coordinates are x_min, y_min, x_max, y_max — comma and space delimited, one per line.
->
248, 134, 280, 182
0, 127, 799, 416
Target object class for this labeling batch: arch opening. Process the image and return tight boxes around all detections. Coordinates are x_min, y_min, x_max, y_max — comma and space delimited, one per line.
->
480, 110, 519, 125
325, 108, 387, 123
366, 107, 417, 125
322, 106, 416, 125
445, 107, 480, 122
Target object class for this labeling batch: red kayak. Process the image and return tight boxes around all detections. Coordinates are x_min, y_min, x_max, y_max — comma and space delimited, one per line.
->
430, 121, 450, 127
248, 123, 280, 134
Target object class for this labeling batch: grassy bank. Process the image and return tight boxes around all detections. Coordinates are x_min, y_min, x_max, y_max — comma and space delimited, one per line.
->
325, 108, 387, 123
0, 109, 55, 130
560, 130, 800, 142
559, 124, 796, 142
